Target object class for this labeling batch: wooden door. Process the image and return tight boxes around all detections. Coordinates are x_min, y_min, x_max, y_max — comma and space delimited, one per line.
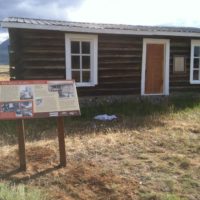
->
145, 44, 164, 94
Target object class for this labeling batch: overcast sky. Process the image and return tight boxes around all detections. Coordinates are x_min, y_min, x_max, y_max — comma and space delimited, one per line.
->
1, 0, 200, 43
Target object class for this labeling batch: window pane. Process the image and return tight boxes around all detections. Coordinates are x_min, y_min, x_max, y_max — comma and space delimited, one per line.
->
82, 71, 90, 82
194, 46, 200, 57
71, 56, 80, 69
72, 71, 80, 82
71, 41, 80, 54
82, 42, 90, 54
82, 56, 90, 69
193, 70, 199, 80
193, 58, 200, 69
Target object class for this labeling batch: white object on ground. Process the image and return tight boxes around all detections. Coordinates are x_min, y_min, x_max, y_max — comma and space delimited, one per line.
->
94, 114, 117, 121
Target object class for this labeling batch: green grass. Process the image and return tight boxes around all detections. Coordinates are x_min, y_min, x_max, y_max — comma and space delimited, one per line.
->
0, 182, 47, 200
163, 194, 186, 200
0, 93, 200, 144
140, 192, 187, 200
80, 93, 200, 119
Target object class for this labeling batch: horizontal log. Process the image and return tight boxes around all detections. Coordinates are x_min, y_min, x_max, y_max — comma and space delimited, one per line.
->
170, 73, 189, 77
23, 61, 65, 67
99, 44, 142, 49
170, 71, 190, 75
99, 34, 142, 40
99, 77, 140, 82
23, 49, 65, 54
99, 74, 139, 78
170, 50, 190, 54
170, 75, 189, 79
170, 44, 190, 48
99, 39, 142, 44
99, 67, 140, 71
99, 47, 142, 52
22, 34, 64, 40
99, 55, 141, 58
99, 77, 140, 83
22, 41, 65, 47
22, 37, 64, 42
21, 29, 63, 35
99, 80, 139, 84
98, 82, 140, 88
99, 60, 141, 64
23, 58, 65, 62
99, 62, 141, 67
170, 37, 190, 41
170, 85, 200, 92
21, 74, 65, 80
23, 66, 65, 69
170, 82, 193, 87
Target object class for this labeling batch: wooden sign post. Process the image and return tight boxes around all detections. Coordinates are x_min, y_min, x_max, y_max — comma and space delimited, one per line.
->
57, 116, 66, 167
17, 117, 67, 171
0, 80, 80, 171
17, 120, 26, 171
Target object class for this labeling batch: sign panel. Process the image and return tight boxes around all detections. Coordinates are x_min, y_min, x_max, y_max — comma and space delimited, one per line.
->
0, 80, 80, 119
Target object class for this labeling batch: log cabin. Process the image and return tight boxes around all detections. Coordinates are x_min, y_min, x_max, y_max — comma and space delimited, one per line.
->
1, 17, 200, 96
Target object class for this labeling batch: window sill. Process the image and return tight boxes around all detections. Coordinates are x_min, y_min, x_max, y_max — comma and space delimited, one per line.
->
76, 82, 96, 87
190, 80, 200, 84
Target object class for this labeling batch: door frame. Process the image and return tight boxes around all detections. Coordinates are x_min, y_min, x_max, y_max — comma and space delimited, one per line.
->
141, 38, 170, 95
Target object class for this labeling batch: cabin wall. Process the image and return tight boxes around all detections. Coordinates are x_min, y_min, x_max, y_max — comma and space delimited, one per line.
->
9, 28, 200, 96
9, 29, 23, 78
170, 38, 200, 92
9, 29, 66, 80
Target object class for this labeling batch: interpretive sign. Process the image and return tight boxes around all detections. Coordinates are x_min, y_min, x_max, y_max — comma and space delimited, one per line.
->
0, 80, 80, 120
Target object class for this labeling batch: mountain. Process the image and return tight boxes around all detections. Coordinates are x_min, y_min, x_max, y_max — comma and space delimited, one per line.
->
0, 39, 9, 65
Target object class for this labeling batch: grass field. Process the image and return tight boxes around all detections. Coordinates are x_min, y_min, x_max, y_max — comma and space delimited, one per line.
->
0, 67, 199, 200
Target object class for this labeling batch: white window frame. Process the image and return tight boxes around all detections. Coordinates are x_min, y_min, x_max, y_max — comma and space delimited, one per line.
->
190, 40, 200, 84
65, 34, 98, 87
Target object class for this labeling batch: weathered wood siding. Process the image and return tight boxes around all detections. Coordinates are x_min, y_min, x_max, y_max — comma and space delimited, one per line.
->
170, 37, 200, 92
9, 29, 66, 80
9, 28, 200, 96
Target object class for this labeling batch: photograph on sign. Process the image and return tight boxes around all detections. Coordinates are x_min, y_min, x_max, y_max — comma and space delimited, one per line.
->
35, 98, 43, 106
48, 83, 74, 98
0, 100, 33, 118
19, 86, 33, 100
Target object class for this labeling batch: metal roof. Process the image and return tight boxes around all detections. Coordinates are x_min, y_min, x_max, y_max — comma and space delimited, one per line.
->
2, 17, 200, 37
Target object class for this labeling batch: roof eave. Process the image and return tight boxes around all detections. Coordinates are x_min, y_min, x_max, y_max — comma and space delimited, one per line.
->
2, 21, 200, 37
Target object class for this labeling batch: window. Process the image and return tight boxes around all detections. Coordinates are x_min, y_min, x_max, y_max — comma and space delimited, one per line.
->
173, 56, 186, 73
190, 40, 200, 84
65, 34, 98, 87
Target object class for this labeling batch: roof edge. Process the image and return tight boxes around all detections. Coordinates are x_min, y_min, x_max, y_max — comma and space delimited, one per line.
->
2, 21, 200, 37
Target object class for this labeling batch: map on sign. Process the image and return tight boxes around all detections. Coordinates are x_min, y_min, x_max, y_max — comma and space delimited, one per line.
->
0, 80, 80, 119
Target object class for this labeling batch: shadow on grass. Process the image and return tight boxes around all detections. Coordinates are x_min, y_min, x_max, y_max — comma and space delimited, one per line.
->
0, 93, 200, 143
0, 168, 22, 179
0, 165, 61, 184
